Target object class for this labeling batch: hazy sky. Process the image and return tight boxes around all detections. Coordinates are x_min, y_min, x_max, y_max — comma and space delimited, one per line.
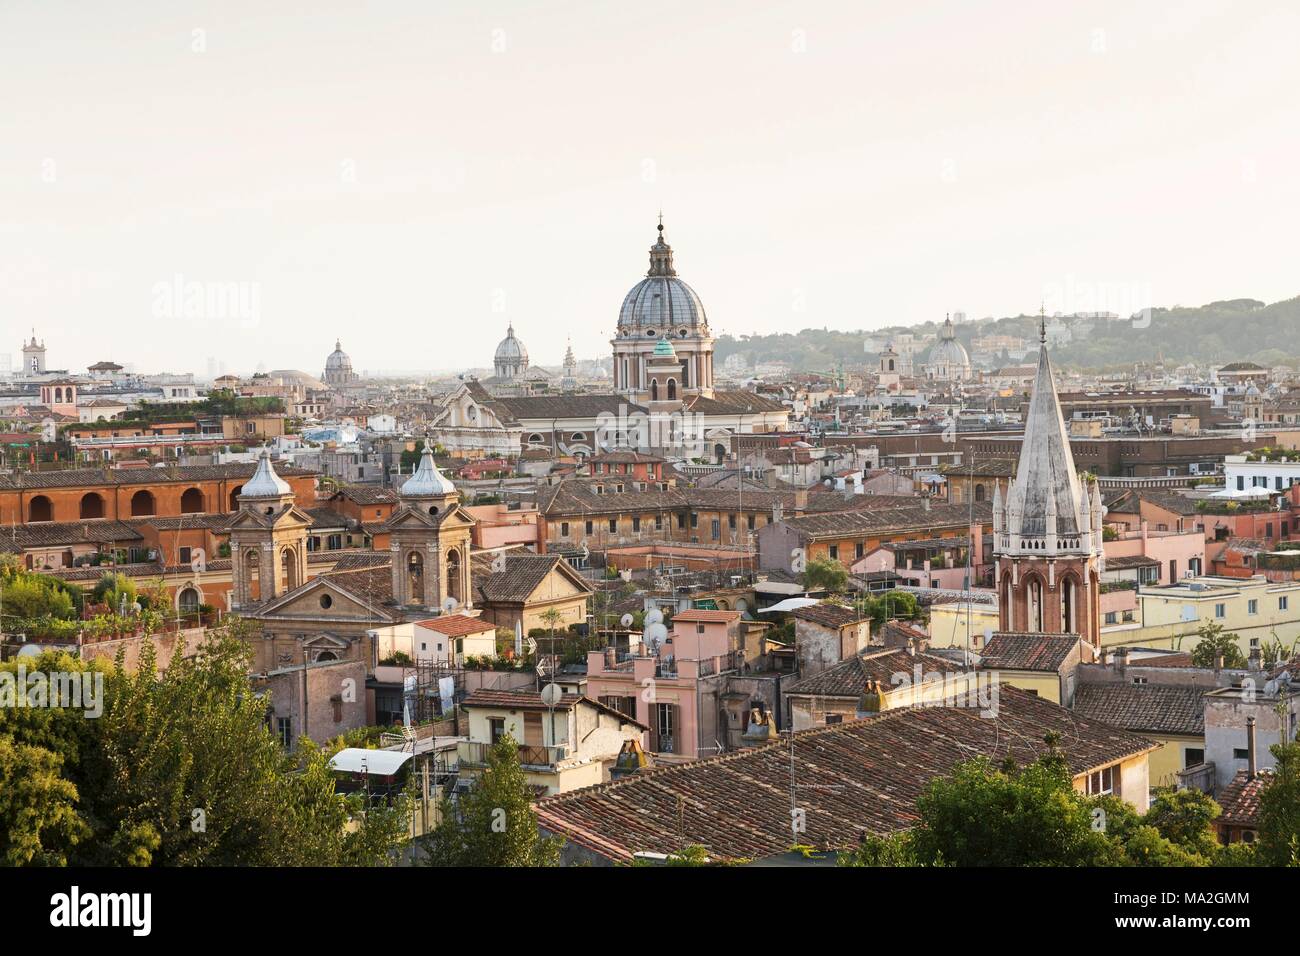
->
3, 0, 1299, 377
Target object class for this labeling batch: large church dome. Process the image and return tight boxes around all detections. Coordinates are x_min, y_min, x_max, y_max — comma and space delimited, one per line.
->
617, 222, 708, 339
324, 339, 358, 387
493, 324, 529, 379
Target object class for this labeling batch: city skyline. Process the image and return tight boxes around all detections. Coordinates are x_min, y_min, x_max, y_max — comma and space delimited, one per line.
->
5, 0, 1300, 374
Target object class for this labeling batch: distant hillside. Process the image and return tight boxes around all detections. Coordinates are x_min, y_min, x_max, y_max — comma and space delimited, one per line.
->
713, 296, 1300, 374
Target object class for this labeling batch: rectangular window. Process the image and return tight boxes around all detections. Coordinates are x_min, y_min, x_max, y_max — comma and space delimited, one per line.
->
489, 717, 507, 744
655, 703, 676, 754
1086, 765, 1116, 796
747, 515, 755, 531
585, 520, 593, 535
632, 516, 641, 532
608, 518, 617, 533
1281, 596, 1290, 611
824, 714, 843, 725
1249, 599, 1258, 615
1104, 611, 1117, 625
677, 514, 686, 529
179, 546, 192, 564
655, 514, 663, 530
728, 514, 736, 530
1215, 603, 1226, 619
690, 513, 698, 528
1184, 747, 1204, 768
829, 545, 839, 561
277, 717, 293, 748
560, 522, 569, 537
1233, 748, 1250, 761
711, 519, 720, 540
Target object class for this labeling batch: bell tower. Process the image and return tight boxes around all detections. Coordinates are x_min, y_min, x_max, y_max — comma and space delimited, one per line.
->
993, 315, 1105, 645
229, 449, 312, 608
384, 443, 475, 611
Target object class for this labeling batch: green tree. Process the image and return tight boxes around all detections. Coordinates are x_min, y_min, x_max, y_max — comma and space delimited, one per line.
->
424, 734, 561, 867
1255, 734, 1300, 866
865, 590, 920, 628
92, 572, 138, 613
906, 750, 1124, 867
1143, 789, 1221, 859
1189, 622, 1247, 669
0, 734, 90, 866
803, 557, 848, 593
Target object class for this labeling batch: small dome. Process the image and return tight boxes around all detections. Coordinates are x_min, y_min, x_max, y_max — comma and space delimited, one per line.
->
400, 443, 456, 498
652, 336, 677, 358
241, 448, 292, 498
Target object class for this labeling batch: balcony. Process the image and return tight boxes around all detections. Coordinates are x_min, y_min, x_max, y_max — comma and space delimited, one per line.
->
458, 740, 568, 770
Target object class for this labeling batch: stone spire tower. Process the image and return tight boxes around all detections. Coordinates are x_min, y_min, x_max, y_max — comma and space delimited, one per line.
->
992, 315, 1105, 644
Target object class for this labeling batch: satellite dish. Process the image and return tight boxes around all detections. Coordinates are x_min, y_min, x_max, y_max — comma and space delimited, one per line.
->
619, 613, 634, 628
540, 683, 563, 708
442, 597, 458, 613
644, 608, 664, 626
645, 621, 668, 650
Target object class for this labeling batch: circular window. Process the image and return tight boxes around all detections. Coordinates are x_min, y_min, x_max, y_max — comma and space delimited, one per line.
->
319, 594, 333, 609
678, 328, 689, 338
645, 329, 657, 337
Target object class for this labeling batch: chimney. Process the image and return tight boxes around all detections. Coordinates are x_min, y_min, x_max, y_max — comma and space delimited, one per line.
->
1247, 716, 1257, 780
793, 488, 808, 512
1117, 646, 1128, 673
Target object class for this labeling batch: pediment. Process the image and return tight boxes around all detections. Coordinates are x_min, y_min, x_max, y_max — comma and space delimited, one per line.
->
252, 575, 393, 622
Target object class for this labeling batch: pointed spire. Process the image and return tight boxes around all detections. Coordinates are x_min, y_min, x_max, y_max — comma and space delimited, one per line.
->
1039, 303, 1047, 344
1003, 331, 1090, 545
400, 441, 456, 499
241, 446, 292, 498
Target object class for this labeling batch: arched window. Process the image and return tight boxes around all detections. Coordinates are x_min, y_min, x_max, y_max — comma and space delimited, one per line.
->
180, 487, 204, 514
974, 484, 985, 502
446, 548, 462, 606
651, 380, 659, 401
281, 547, 298, 593
314, 650, 338, 662
54, 387, 63, 403
1062, 576, 1077, 634
229, 486, 243, 510
888, 359, 895, 371
527, 433, 544, 446
244, 549, 260, 602
667, 378, 677, 400
1027, 577, 1044, 632
79, 492, 105, 519
28, 495, 53, 522
130, 490, 155, 516
178, 587, 201, 614
407, 551, 425, 605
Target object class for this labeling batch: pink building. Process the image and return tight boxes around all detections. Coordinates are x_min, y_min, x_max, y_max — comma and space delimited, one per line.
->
467, 501, 541, 550
1104, 522, 1205, 585
585, 609, 741, 760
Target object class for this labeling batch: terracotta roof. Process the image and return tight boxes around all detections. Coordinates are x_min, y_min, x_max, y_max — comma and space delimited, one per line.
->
671, 609, 741, 624
473, 552, 590, 603
784, 647, 958, 697
791, 602, 869, 629
1072, 682, 1205, 736
416, 614, 495, 638
0, 462, 315, 490
1216, 769, 1271, 828
461, 689, 649, 729
979, 632, 1084, 672
535, 686, 1155, 863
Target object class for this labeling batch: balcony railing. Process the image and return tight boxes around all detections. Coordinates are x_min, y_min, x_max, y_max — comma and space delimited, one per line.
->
459, 740, 567, 769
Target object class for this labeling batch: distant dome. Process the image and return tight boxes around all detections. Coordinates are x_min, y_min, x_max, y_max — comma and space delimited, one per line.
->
324, 340, 358, 387
493, 324, 529, 380
617, 223, 707, 336
926, 316, 971, 381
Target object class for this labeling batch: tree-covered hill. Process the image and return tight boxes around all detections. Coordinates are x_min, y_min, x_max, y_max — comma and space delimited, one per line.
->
714, 295, 1300, 373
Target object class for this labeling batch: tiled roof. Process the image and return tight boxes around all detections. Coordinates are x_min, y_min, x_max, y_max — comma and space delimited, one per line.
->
535, 687, 1155, 862
495, 395, 645, 422
0, 519, 143, 551
472, 552, 589, 603
336, 486, 400, 505
791, 602, 868, 629
784, 647, 956, 697
461, 688, 649, 728
684, 390, 788, 415
1216, 769, 1270, 827
671, 609, 741, 623
979, 632, 1083, 672
416, 613, 496, 637
779, 502, 992, 539
0, 462, 315, 490
1072, 682, 1205, 736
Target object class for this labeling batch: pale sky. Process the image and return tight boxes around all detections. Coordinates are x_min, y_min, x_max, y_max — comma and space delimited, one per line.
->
3, 0, 1299, 377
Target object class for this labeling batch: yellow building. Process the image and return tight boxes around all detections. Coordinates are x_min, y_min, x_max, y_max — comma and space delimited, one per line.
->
977, 632, 1095, 705
1128, 574, 1300, 654
1072, 682, 1205, 789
